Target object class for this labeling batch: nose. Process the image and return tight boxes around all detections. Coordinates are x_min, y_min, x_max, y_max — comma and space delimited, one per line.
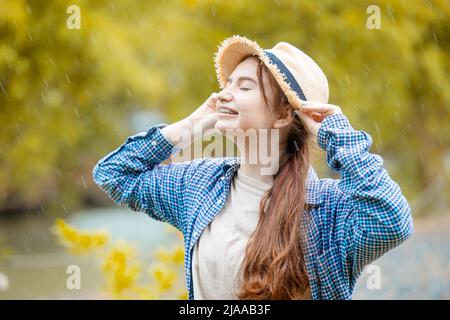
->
217, 89, 232, 103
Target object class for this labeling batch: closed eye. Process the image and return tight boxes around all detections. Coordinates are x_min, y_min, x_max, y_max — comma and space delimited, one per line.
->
240, 88, 251, 91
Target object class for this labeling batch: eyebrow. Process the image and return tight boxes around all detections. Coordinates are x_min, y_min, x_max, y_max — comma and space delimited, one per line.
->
226, 76, 258, 84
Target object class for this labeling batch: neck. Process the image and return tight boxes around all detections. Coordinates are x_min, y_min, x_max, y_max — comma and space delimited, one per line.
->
235, 129, 286, 185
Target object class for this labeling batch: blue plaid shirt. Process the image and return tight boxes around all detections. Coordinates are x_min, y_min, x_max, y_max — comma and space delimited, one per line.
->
92, 113, 414, 300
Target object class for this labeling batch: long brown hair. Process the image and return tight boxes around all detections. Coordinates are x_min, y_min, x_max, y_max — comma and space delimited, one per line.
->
235, 56, 313, 299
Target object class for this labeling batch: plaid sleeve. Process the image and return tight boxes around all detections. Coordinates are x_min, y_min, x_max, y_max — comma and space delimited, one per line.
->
92, 123, 200, 233
317, 113, 414, 276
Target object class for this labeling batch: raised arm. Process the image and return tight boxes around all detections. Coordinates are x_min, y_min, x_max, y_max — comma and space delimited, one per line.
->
316, 113, 414, 276
92, 93, 220, 233
92, 119, 202, 233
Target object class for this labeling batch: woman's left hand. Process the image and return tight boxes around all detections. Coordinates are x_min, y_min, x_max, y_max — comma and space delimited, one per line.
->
295, 100, 343, 139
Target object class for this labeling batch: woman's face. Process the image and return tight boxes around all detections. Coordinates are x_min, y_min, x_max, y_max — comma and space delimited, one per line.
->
215, 57, 283, 136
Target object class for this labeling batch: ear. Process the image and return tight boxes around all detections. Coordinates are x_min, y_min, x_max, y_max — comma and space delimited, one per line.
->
272, 111, 294, 129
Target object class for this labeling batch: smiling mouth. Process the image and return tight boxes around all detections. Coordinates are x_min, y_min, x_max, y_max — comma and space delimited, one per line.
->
217, 107, 238, 115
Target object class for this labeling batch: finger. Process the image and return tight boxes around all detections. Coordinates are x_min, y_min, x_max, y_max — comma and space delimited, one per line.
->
300, 103, 329, 109
301, 100, 341, 109
300, 100, 328, 105
295, 110, 320, 123
297, 109, 321, 117
300, 105, 335, 113
300, 100, 324, 106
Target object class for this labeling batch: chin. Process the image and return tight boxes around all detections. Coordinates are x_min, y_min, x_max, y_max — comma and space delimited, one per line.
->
215, 120, 239, 137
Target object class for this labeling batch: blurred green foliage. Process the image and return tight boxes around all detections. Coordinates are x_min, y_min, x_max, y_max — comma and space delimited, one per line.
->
0, 0, 449, 215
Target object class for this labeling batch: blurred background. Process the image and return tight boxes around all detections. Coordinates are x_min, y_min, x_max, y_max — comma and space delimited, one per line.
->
0, 0, 449, 299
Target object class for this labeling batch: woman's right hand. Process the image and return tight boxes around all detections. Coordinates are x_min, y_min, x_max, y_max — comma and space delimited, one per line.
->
161, 93, 219, 147
187, 92, 219, 131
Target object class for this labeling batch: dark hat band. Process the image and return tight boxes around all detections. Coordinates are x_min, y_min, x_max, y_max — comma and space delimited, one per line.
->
263, 50, 307, 101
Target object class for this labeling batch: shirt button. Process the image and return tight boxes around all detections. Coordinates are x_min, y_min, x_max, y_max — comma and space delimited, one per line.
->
151, 140, 157, 146
220, 176, 225, 180
338, 147, 344, 153
217, 199, 222, 204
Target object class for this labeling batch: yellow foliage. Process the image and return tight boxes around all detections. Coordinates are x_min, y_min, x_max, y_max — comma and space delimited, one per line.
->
0, 246, 13, 260
102, 239, 141, 298
52, 218, 188, 299
52, 218, 109, 254
150, 262, 178, 292
154, 245, 184, 265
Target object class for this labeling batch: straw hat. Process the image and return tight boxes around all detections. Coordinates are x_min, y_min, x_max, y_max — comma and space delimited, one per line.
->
214, 35, 329, 110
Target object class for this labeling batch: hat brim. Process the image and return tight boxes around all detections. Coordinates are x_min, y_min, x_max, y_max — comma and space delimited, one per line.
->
214, 35, 303, 110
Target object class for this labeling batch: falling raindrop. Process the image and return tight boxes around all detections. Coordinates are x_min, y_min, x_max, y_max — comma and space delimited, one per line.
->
210, 6, 217, 16
407, 120, 412, 132
0, 82, 8, 99
47, 57, 56, 69
384, 78, 391, 91
81, 176, 87, 190
61, 203, 69, 215
386, 4, 396, 24
418, 152, 424, 162
22, 242, 31, 255
125, 88, 132, 97
374, 122, 381, 136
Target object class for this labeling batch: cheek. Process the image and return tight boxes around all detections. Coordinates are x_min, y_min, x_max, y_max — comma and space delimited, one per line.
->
216, 91, 271, 131
239, 92, 265, 114
238, 108, 273, 130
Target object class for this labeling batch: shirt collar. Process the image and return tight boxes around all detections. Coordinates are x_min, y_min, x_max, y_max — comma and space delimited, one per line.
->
221, 157, 322, 205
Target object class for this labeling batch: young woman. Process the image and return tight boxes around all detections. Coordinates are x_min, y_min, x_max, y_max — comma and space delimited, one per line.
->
93, 35, 414, 300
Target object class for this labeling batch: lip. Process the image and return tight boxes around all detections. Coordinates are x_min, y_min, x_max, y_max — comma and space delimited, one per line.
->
217, 112, 238, 117
217, 105, 239, 115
